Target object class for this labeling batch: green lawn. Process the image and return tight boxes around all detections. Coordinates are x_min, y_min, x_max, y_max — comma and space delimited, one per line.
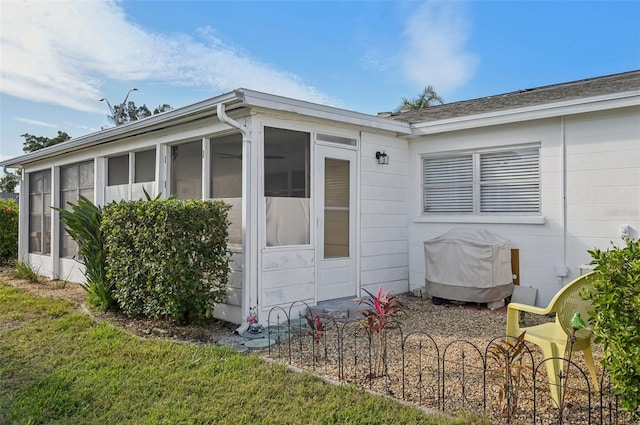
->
0, 283, 489, 425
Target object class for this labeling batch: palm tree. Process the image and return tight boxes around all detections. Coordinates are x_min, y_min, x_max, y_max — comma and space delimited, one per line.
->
396, 85, 444, 112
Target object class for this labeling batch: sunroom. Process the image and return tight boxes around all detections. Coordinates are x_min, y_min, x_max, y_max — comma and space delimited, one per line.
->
3, 89, 412, 325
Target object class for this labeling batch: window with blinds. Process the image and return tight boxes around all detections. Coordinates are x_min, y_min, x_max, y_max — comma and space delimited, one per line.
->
423, 155, 473, 213
423, 146, 540, 215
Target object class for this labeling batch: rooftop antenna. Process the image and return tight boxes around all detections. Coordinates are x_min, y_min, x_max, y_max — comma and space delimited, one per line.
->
99, 88, 138, 126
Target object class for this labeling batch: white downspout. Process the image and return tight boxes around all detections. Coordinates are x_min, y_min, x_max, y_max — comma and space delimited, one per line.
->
216, 103, 253, 334
2, 165, 19, 180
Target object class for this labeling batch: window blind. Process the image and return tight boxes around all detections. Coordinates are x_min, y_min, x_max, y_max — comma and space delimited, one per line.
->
423, 155, 473, 213
480, 149, 540, 213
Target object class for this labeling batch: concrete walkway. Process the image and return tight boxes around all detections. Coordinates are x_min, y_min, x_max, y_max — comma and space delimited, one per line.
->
308, 297, 366, 320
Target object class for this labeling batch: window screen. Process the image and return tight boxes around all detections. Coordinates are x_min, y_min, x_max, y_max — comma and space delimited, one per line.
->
264, 127, 310, 246
28, 169, 51, 254
60, 161, 94, 257
171, 141, 202, 200
108, 155, 128, 186
135, 149, 155, 183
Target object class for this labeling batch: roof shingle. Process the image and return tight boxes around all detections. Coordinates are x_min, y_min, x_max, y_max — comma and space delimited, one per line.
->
387, 70, 640, 124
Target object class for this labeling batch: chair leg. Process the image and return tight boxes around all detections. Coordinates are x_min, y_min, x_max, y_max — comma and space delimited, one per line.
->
540, 344, 563, 408
583, 346, 600, 392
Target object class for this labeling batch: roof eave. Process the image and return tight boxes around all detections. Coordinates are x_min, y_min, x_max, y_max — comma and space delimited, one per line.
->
410, 90, 640, 136
237, 89, 412, 135
1, 88, 411, 169
1, 91, 242, 168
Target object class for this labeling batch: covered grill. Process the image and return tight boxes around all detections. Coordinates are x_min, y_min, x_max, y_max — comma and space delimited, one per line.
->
424, 228, 513, 305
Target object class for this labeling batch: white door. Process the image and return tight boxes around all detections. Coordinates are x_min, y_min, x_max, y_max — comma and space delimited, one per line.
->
316, 145, 357, 301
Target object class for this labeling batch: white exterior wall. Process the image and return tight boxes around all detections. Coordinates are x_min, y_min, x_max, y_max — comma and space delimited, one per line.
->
213, 249, 243, 324
408, 106, 640, 306
564, 106, 640, 270
360, 131, 410, 296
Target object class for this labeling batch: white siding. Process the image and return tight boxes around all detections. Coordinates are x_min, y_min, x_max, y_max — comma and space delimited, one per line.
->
360, 132, 410, 297
260, 248, 315, 311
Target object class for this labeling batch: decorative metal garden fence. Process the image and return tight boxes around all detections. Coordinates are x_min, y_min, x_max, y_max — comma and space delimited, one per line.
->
256, 302, 634, 425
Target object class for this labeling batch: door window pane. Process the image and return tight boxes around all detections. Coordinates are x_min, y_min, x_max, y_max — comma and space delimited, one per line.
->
171, 141, 202, 200
324, 158, 349, 258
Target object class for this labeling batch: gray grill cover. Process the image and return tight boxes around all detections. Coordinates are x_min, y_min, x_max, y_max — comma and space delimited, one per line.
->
424, 228, 513, 303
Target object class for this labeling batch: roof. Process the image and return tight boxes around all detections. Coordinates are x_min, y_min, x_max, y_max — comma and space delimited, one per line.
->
388, 70, 640, 124
1, 89, 410, 169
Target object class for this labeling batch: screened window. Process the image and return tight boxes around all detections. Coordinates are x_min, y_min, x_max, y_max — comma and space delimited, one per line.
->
264, 127, 310, 246
171, 141, 202, 200
60, 161, 94, 258
423, 146, 540, 215
108, 155, 128, 186
135, 149, 155, 183
210, 134, 242, 246
28, 169, 51, 254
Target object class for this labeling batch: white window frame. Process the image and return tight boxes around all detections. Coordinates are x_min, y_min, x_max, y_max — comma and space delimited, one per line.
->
421, 144, 542, 222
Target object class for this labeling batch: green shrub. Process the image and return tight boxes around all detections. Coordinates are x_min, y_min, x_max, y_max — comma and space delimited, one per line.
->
102, 198, 230, 324
0, 198, 19, 264
586, 237, 640, 419
13, 260, 42, 283
53, 196, 115, 310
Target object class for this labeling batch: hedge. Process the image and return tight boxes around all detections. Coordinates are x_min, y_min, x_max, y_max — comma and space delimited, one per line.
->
102, 198, 231, 323
0, 198, 19, 264
587, 237, 640, 419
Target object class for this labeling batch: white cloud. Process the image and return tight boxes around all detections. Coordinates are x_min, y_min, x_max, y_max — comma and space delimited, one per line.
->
401, 1, 478, 93
0, 1, 334, 113
14, 118, 59, 129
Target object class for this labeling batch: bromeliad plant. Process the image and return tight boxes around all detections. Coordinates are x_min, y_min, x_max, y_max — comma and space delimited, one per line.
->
356, 286, 405, 377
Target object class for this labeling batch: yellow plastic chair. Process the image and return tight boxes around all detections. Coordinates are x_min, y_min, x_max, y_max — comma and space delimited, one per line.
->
506, 272, 599, 407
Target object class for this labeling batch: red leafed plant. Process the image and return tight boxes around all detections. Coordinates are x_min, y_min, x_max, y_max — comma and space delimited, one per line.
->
355, 286, 405, 378
356, 286, 404, 334
305, 314, 324, 343
304, 314, 325, 361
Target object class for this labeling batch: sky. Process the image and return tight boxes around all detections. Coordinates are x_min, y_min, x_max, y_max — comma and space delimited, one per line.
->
1, 0, 639, 168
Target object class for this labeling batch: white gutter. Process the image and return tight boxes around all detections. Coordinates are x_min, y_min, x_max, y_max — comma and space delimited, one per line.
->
2, 165, 18, 179
216, 102, 253, 335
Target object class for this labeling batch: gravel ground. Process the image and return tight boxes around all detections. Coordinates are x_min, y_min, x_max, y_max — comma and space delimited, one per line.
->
2, 267, 610, 424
